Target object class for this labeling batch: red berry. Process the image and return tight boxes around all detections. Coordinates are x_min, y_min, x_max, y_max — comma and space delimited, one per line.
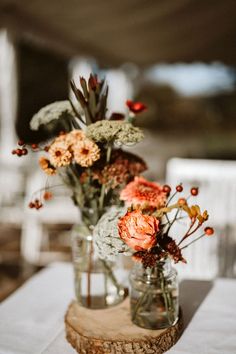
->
22, 148, 28, 155
176, 185, 183, 192
12, 149, 16, 155
29, 202, 35, 208
191, 187, 199, 196
44, 146, 49, 152
31, 143, 38, 149
16, 148, 22, 156
35, 202, 43, 210
163, 184, 171, 194
204, 227, 214, 236
18, 140, 25, 146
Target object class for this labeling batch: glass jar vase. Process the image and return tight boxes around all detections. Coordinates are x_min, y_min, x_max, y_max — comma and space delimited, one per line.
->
71, 223, 127, 309
130, 258, 179, 329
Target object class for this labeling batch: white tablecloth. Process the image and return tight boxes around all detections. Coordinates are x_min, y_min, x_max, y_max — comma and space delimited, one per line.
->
0, 262, 235, 354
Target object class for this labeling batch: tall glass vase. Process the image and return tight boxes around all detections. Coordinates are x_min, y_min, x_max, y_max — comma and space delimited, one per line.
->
130, 258, 179, 329
71, 221, 127, 309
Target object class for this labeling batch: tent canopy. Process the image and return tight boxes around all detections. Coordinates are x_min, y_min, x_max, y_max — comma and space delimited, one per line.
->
1, 0, 236, 67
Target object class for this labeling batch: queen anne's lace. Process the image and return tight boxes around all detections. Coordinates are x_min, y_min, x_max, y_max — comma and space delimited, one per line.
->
93, 206, 131, 261
86, 120, 144, 145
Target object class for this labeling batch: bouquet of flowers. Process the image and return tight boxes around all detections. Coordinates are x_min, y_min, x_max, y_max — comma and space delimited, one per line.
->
94, 177, 214, 328
12, 74, 148, 309
13, 75, 147, 227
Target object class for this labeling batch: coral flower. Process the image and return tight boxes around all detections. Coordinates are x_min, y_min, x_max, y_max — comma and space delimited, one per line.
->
120, 176, 167, 208
48, 141, 72, 167
73, 138, 100, 167
126, 100, 147, 114
39, 157, 56, 175
118, 209, 159, 251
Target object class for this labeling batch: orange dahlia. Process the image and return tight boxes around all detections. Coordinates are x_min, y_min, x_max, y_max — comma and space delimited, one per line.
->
120, 176, 167, 208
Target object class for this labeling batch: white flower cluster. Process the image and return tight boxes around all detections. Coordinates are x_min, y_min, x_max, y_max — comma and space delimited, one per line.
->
93, 206, 131, 261
30, 100, 77, 130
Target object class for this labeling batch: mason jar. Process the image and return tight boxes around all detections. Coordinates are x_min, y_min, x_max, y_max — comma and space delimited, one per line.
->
129, 258, 179, 329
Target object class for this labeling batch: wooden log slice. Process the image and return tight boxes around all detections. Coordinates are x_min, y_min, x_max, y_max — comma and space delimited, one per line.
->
65, 298, 183, 354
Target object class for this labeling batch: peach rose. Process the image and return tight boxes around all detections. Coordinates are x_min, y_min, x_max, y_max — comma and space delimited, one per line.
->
118, 209, 159, 251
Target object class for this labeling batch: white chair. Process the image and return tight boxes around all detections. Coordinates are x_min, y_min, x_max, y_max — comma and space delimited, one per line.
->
21, 170, 79, 266
166, 158, 236, 280
0, 162, 25, 225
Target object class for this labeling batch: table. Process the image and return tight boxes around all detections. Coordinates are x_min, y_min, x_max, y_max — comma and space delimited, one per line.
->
0, 262, 235, 354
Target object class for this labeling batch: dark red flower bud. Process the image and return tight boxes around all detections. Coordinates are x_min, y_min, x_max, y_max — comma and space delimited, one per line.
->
126, 100, 147, 114
191, 187, 199, 196
176, 185, 183, 192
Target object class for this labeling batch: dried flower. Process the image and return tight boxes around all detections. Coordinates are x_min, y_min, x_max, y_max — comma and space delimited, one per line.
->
120, 176, 167, 208
159, 236, 186, 264
132, 248, 166, 268
118, 209, 159, 251
93, 206, 131, 261
30, 100, 76, 130
73, 138, 100, 167
39, 157, 57, 175
86, 120, 144, 145
183, 204, 208, 224
66, 129, 86, 145
48, 141, 72, 167
93, 150, 147, 189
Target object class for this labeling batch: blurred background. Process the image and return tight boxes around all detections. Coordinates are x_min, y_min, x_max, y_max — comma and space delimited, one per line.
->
0, 0, 236, 300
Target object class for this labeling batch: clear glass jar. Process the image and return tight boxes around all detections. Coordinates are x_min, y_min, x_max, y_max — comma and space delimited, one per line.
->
130, 258, 179, 329
71, 224, 127, 309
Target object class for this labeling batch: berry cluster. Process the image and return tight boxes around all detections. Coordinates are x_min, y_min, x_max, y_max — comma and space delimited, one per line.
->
11, 140, 28, 157
28, 199, 43, 210
12, 140, 40, 157
162, 183, 199, 197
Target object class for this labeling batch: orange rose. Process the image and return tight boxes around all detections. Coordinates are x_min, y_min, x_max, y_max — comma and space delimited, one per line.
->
118, 210, 159, 251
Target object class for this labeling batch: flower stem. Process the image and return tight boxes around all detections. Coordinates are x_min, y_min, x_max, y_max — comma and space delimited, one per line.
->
180, 233, 205, 250
87, 239, 93, 307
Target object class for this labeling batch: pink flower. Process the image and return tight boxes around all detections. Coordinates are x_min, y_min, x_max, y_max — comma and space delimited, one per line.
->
118, 210, 159, 251
120, 176, 167, 208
